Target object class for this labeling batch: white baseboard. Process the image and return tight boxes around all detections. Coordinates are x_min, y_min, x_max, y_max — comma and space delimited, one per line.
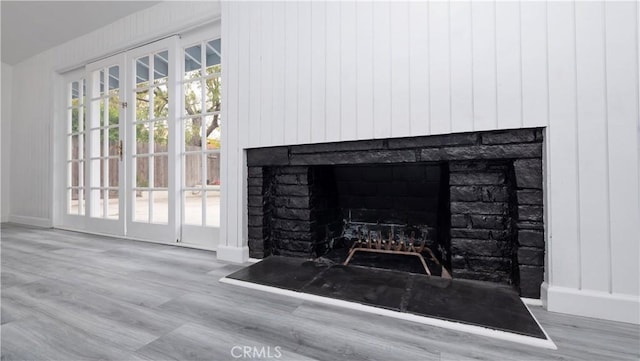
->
220, 277, 557, 350
217, 245, 249, 263
544, 284, 640, 324
8, 215, 52, 228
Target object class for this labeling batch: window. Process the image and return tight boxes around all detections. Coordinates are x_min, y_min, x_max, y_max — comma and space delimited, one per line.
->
182, 38, 222, 227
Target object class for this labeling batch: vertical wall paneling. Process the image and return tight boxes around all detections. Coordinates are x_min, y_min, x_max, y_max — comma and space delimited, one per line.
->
237, 2, 251, 246
248, 2, 262, 147
546, 1, 581, 289
238, 2, 251, 149
428, 1, 451, 134
390, 2, 411, 137
356, 1, 374, 140
449, 2, 474, 133
605, 1, 640, 295
260, 2, 274, 146
271, 2, 286, 145
408, 1, 429, 137
283, 1, 299, 145
372, 1, 392, 138
1, 63, 13, 221
225, 2, 240, 246
219, 1, 230, 246
495, 1, 522, 129
310, 1, 327, 144
521, 1, 549, 127
575, 1, 610, 292
340, 1, 358, 140
325, 1, 342, 142
297, 1, 312, 144
471, 1, 497, 131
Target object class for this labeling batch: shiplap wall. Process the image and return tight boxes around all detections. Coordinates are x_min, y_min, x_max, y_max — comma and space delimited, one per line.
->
221, 1, 640, 323
6, 2, 221, 227
1, 62, 13, 222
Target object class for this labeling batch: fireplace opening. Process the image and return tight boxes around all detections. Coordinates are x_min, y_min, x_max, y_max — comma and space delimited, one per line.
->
247, 128, 545, 298
318, 163, 452, 276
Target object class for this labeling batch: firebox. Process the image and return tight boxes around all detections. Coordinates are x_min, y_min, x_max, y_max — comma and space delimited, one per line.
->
247, 128, 545, 298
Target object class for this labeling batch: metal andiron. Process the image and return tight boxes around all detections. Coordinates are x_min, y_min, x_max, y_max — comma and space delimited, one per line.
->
343, 228, 452, 279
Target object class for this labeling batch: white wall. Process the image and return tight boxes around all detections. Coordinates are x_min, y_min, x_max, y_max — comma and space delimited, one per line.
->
1, 62, 13, 222
6, 1, 221, 227
220, 1, 640, 324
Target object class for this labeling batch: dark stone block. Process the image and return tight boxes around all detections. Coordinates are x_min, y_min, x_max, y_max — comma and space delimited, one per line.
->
518, 247, 545, 266
517, 221, 544, 231
275, 239, 314, 253
421, 144, 542, 161
388, 133, 478, 149
248, 249, 265, 259
248, 177, 263, 187
247, 146, 289, 166
247, 196, 263, 208
451, 269, 512, 284
481, 129, 537, 145
463, 256, 513, 273
248, 226, 264, 239
248, 167, 263, 178
272, 219, 314, 232
517, 190, 543, 205
272, 229, 314, 241
248, 186, 262, 196
519, 265, 544, 298
450, 228, 509, 241
290, 150, 417, 165
450, 173, 505, 186
274, 207, 312, 221
276, 185, 309, 197
290, 139, 385, 154
451, 239, 510, 257
451, 214, 506, 230
514, 159, 543, 189
450, 186, 508, 202
451, 201, 507, 215
519, 230, 544, 248
248, 215, 263, 227
449, 161, 489, 172
274, 196, 311, 209
248, 206, 263, 216
276, 166, 309, 175
275, 174, 298, 185
518, 205, 543, 222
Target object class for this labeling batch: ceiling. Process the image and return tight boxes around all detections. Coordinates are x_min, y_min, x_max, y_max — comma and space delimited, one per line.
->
1, 1, 160, 65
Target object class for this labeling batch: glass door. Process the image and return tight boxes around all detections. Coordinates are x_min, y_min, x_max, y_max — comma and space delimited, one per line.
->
126, 38, 179, 243
60, 70, 87, 230
179, 30, 222, 249
84, 55, 126, 235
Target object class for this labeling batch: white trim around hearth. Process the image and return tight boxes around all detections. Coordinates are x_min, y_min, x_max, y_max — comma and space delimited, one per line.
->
220, 277, 558, 350
217, 245, 250, 263
542, 283, 640, 324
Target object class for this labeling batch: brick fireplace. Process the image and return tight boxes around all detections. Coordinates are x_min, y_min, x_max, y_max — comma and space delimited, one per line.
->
246, 128, 545, 298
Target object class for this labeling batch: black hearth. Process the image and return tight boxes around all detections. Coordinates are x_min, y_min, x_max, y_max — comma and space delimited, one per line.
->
247, 128, 545, 298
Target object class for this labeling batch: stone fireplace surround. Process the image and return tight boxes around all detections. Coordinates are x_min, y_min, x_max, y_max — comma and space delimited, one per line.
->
246, 128, 545, 298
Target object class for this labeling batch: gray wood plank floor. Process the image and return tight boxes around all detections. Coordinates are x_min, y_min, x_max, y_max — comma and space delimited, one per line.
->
1, 224, 638, 361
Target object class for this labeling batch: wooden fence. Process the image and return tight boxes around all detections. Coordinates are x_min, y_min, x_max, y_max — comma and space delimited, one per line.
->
70, 141, 220, 199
